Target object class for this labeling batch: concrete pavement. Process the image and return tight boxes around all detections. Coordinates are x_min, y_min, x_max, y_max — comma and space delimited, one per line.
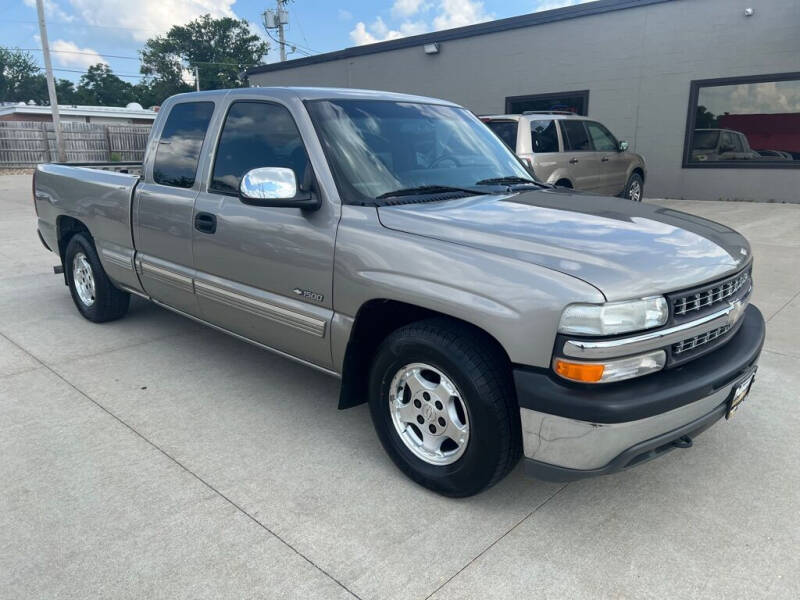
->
1, 174, 799, 599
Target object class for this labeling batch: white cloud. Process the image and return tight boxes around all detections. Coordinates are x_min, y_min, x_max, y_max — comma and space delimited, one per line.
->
338, 9, 353, 21
350, 17, 409, 45
351, 0, 489, 46
392, 0, 428, 18
65, 0, 237, 42
432, 0, 491, 30
23, 0, 75, 22
51, 39, 106, 69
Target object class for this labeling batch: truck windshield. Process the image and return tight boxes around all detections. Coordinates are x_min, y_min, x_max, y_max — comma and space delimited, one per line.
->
306, 99, 531, 204
693, 130, 720, 150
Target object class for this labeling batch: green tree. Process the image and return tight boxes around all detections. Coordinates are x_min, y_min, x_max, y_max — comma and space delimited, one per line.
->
75, 63, 134, 106
0, 47, 40, 101
1, 46, 76, 104
140, 14, 269, 102
695, 105, 719, 129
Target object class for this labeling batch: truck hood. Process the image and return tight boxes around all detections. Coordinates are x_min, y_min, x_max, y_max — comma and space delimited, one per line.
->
377, 189, 751, 301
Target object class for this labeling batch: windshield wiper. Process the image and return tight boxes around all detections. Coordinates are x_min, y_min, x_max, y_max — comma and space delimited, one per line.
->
375, 185, 487, 200
474, 176, 540, 186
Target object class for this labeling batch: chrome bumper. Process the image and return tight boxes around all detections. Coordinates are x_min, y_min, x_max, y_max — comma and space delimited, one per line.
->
520, 378, 740, 473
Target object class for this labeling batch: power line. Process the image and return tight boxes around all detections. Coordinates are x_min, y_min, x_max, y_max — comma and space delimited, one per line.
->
19, 47, 141, 61
51, 67, 143, 79
264, 29, 314, 58
18, 48, 268, 68
4, 19, 162, 34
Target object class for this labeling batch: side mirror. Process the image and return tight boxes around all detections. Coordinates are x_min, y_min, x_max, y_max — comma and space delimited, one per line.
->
239, 166, 320, 210
618, 140, 629, 152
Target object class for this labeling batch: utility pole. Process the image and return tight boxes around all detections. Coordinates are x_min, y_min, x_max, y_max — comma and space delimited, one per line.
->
263, 2, 289, 62
194, 65, 200, 91
35, 0, 66, 162
276, 0, 287, 62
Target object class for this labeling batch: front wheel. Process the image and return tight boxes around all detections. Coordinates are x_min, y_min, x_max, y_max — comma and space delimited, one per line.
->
65, 233, 130, 322
624, 172, 644, 202
368, 319, 521, 497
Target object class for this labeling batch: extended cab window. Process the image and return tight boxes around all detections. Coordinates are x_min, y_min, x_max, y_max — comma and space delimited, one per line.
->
210, 101, 308, 195
529, 119, 558, 153
485, 120, 518, 150
561, 120, 592, 151
153, 102, 214, 188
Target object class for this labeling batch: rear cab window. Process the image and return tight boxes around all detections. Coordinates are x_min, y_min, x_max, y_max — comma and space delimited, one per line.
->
484, 120, 519, 151
152, 102, 215, 188
560, 120, 593, 151
529, 119, 559, 153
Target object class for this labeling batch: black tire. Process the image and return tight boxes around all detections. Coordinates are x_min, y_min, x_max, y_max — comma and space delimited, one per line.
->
368, 318, 521, 497
623, 172, 644, 201
65, 233, 130, 323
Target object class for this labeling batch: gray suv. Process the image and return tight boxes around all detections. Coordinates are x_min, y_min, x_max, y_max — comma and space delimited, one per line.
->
482, 112, 647, 201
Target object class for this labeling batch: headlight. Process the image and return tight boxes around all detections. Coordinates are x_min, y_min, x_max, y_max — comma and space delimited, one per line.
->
558, 297, 668, 336
554, 350, 666, 384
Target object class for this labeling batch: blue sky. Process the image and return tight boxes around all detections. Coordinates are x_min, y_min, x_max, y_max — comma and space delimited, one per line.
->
4, 0, 591, 85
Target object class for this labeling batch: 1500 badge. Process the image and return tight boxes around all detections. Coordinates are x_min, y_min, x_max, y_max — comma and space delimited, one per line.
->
293, 288, 324, 302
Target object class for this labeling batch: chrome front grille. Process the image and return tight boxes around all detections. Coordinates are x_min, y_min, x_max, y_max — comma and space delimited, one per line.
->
672, 323, 732, 355
672, 270, 749, 317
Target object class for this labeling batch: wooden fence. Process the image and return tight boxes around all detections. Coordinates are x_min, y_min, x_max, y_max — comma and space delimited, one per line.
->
0, 121, 151, 167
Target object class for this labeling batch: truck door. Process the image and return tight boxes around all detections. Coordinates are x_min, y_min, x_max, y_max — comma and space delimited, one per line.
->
191, 99, 338, 369
133, 100, 215, 316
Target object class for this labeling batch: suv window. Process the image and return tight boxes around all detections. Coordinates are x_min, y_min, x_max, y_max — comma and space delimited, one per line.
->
585, 121, 618, 152
529, 119, 558, 153
153, 102, 214, 188
210, 101, 308, 195
485, 120, 518, 150
561, 120, 592, 151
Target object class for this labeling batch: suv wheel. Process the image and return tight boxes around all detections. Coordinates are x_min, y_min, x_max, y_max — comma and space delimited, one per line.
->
624, 173, 644, 202
368, 318, 521, 497
65, 233, 130, 322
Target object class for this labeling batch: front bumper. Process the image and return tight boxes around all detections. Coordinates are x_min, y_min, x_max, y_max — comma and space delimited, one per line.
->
516, 304, 765, 481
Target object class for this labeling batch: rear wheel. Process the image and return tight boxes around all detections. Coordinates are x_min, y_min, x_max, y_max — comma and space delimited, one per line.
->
624, 172, 644, 201
65, 233, 130, 322
368, 318, 521, 497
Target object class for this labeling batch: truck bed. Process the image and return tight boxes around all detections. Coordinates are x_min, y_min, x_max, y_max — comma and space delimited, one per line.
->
34, 163, 143, 294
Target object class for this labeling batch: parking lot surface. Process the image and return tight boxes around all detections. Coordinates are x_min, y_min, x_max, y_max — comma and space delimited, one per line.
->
2, 173, 799, 599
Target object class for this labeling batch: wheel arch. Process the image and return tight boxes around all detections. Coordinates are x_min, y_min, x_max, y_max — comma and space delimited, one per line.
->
56, 215, 91, 283
337, 299, 512, 410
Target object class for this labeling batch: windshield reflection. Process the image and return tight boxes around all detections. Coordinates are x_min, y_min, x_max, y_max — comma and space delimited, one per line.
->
306, 99, 531, 203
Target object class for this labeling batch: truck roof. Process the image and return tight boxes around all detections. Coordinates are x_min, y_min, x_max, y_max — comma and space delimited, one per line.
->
165, 86, 460, 107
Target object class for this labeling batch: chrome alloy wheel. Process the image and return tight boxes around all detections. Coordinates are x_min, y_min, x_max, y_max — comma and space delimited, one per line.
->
72, 252, 96, 307
628, 179, 642, 202
389, 363, 470, 466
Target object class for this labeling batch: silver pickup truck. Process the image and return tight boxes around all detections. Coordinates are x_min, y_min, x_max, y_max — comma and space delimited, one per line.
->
34, 87, 765, 497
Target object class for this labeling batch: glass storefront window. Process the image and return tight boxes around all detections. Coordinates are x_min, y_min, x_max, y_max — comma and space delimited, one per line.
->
685, 73, 800, 168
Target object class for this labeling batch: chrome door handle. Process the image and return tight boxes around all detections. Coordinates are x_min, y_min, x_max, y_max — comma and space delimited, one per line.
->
569, 158, 579, 164
601, 156, 609, 162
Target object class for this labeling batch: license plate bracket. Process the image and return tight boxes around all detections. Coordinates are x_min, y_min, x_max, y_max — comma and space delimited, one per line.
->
726, 368, 757, 420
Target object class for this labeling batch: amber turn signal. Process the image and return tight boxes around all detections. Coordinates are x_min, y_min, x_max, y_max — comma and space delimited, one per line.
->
553, 359, 605, 383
